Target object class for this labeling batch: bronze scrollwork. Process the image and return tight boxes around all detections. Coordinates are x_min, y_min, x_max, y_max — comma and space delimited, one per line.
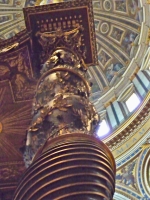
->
24, 38, 99, 168
0, 42, 19, 54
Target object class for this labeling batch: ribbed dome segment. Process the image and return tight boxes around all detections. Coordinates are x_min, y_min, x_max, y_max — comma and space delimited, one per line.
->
14, 134, 116, 200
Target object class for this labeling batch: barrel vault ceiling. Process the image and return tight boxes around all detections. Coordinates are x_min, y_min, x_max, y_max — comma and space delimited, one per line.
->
0, 0, 150, 200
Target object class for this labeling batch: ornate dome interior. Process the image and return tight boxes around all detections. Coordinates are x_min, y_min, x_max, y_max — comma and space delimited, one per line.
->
0, 0, 149, 99
0, 0, 150, 200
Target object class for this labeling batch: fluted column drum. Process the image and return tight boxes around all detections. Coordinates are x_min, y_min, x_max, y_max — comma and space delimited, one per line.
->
14, 133, 116, 200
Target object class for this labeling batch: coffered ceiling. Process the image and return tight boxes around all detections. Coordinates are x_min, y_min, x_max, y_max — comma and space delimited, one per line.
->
0, 0, 149, 104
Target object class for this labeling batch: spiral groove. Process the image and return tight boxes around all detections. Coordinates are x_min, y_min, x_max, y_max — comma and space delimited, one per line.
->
14, 134, 116, 200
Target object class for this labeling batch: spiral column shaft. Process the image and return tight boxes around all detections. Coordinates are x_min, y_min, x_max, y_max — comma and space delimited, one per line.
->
14, 44, 116, 199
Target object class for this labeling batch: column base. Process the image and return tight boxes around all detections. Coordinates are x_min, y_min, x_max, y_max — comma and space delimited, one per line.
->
14, 133, 116, 200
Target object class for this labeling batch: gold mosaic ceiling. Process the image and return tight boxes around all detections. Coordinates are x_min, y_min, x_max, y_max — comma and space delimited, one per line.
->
0, 0, 149, 102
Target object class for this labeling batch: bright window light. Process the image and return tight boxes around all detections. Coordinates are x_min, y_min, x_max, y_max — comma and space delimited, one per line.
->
97, 119, 110, 137
126, 93, 141, 112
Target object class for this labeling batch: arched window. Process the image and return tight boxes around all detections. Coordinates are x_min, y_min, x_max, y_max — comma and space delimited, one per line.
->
125, 93, 141, 112
97, 119, 110, 137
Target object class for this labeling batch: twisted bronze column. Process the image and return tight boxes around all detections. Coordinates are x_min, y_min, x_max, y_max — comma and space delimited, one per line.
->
14, 29, 116, 200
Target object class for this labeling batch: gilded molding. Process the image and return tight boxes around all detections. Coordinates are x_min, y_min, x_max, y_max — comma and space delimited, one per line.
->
104, 96, 116, 108
0, 122, 2, 133
141, 137, 150, 150
0, 29, 29, 51
146, 28, 150, 44
129, 66, 140, 81
0, 42, 19, 54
